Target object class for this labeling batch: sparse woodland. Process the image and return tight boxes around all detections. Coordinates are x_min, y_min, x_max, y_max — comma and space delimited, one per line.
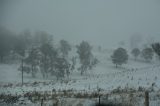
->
1, 27, 160, 105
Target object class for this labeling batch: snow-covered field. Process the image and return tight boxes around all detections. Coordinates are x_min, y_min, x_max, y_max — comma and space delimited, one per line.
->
0, 50, 160, 105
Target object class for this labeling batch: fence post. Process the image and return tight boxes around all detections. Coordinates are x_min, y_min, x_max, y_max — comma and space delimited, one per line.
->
98, 89, 101, 106
41, 98, 43, 106
21, 59, 24, 86
145, 91, 149, 106
99, 95, 100, 106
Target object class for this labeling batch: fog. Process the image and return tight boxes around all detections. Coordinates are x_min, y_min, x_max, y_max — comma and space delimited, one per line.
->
2, 1, 160, 105
1, 0, 160, 48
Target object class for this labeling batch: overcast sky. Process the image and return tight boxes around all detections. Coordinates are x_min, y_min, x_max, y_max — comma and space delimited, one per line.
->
1, 0, 160, 48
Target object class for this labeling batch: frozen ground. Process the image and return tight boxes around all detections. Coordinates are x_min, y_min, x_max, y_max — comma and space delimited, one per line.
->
0, 50, 160, 105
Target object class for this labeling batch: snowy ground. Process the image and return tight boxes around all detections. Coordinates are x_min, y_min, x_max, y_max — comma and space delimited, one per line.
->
0, 50, 160, 105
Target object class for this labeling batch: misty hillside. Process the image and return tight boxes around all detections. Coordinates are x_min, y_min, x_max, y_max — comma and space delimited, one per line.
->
1, 0, 160, 106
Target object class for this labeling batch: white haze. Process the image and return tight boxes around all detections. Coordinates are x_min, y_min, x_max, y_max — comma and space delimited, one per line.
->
1, 0, 160, 48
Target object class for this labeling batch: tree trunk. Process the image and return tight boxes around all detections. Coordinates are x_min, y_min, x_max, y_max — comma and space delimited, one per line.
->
21, 59, 24, 86
41, 98, 43, 106
99, 96, 101, 106
145, 91, 149, 106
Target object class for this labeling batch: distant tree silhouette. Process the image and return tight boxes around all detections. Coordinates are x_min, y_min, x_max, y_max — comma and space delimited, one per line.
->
131, 48, 140, 61
152, 43, 160, 59
77, 41, 97, 75
111, 48, 128, 68
141, 48, 153, 62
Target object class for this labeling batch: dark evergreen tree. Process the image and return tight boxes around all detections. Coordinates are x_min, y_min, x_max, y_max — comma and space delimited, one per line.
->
111, 48, 128, 68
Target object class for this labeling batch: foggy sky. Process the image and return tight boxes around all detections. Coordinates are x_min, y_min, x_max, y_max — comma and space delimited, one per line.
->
1, 0, 160, 48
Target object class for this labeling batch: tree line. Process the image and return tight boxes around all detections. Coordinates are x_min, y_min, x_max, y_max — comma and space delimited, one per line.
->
111, 44, 160, 68
0, 27, 98, 79
1, 27, 160, 79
